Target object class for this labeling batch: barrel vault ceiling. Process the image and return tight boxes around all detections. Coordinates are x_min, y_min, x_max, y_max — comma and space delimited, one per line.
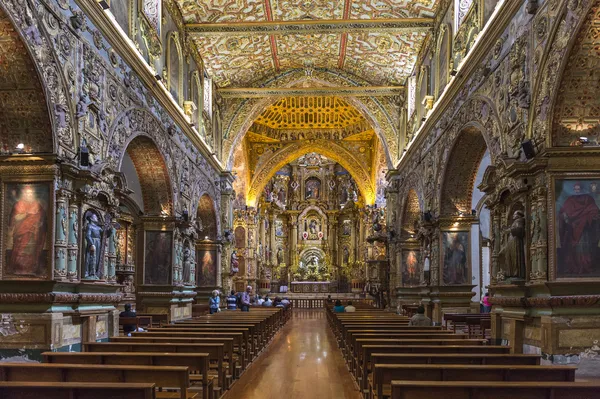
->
178, 0, 440, 88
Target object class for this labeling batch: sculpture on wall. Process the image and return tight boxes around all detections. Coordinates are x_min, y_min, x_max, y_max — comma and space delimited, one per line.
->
277, 247, 284, 265
182, 247, 191, 282
499, 210, 526, 279
84, 212, 103, 279
230, 249, 239, 275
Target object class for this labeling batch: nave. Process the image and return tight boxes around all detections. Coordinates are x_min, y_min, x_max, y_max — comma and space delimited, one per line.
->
223, 309, 362, 399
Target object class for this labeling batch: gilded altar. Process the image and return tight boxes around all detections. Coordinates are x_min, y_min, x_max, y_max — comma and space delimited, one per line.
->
291, 281, 331, 293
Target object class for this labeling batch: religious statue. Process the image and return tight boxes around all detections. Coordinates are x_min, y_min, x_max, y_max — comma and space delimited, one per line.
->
182, 247, 191, 283
499, 210, 526, 279
343, 247, 350, 265
84, 212, 103, 279
230, 250, 239, 276
277, 247, 284, 265
309, 219, 318, 235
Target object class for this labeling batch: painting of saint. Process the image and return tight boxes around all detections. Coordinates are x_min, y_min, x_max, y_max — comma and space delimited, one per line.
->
442, 231, 468, 285
275, 219, 285, 237
144, 231, 172, 284
555, 179, 600, 278
402, 250, 420, 286
305, 178, 321, 200
4, 183, 49, 278
309, 219, 318, 235
342, 220, 351, 236
198, 249, 217, 286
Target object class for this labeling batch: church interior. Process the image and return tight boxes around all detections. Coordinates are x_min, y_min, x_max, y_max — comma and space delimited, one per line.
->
1, 0, 600, 397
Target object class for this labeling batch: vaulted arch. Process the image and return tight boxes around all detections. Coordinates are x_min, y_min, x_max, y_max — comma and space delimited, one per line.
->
246, 139, 375, 207
125, 136, 173, 216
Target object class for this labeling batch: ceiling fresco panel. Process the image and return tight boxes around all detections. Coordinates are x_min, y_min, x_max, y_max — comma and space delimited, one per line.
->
177, 0, 266, 24
344, 31, 427, 85
191, 35, 274, 87
275, 33, 341, 70
349, 0, 439, 19
270, 0, 345, 21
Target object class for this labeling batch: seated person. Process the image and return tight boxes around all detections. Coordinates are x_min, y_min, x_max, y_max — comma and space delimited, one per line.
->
333, 300, 345, 313
256, 295, 264, 306
119, 304, 138, 336
408, 305, 432, 326
281, 297, 290, 307
326, 294, 333, 304
274, 297, 285, 308
344, 301, 356, 312
262, 295, 273, 307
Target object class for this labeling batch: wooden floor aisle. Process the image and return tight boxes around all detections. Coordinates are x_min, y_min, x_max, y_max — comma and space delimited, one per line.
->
222, 309, 362, 399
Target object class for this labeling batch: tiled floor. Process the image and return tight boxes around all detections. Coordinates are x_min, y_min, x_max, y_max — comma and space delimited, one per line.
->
222, 309, 362, 399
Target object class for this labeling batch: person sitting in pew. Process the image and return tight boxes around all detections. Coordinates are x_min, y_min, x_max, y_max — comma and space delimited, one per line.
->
227, 290, 238, 310
274, 297, 285, 308
256, 295, 264, 306
333, 300, 345, 313
408, 305, 432, 326
281, 297, 290, 307
119, 304, 140, 336
345, 301, 356, 312
326, 294, 333, 304
262, 295, 273, 307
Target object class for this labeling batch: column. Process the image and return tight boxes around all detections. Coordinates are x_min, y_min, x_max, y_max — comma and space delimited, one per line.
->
269, 213, 276, 266
54, 194, 68, 280
67, 202, 80, 281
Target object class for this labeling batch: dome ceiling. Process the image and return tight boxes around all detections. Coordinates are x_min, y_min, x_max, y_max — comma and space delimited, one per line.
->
179, 0, 439, 87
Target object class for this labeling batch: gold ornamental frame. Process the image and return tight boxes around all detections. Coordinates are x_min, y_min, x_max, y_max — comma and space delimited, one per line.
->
439, 227, 472, 287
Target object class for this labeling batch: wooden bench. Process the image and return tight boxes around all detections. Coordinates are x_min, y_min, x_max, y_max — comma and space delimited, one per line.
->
358, 346, 512, 391
0, 381, 155, 399
390, 381, 600, 399
371, 364, 577, 399
111, 336, 239, 380
120, 316, 152, 334
42, 352, 211, 399
0, 363, 195, 399
83, 342, 226, 391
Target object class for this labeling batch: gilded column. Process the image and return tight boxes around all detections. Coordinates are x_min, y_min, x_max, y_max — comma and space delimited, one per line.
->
269, 213, 276, 266
290, 213, 298, 264
67, 202, 80, 281
54, 194, 68, 280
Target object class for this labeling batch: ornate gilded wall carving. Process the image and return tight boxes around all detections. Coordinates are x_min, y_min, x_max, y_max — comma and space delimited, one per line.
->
551, 1, 600, 146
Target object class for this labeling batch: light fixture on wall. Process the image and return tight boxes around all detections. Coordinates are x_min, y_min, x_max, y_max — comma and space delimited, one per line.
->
579, 136, 590, 145
15, 143, 25, 153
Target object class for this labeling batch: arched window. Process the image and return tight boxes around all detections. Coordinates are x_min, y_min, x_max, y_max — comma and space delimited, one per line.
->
190, 71, 202, 127
167, 31, 183, 106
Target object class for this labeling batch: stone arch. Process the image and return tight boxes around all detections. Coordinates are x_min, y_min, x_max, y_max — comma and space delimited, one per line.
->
246, 139, 375, 207
529, 0, 597, 148
223, 69, 400, 168
298, 205, 328, 222
124, 136, 174, 216
439, 126, 488, 216
401, 188, 422, 238
0, 3, 75, 155
197, 194, 219, 240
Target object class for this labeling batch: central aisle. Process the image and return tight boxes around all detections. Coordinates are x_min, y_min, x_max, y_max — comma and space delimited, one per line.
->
222, 309, 362, 399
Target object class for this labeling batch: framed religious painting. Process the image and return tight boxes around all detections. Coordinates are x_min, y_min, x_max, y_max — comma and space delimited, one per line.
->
144, 230, 172, 285
401, 249, 421, 287
197, 248, 217, 287
551, 177, 600, 280
2, 182, 52, 279
440, 230, 470, 285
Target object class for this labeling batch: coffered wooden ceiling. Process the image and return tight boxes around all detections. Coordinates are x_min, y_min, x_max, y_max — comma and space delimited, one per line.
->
179, 0, 439, 88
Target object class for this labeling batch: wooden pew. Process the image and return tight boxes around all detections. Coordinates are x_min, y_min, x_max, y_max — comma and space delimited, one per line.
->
83, 342, 226, 391
358, 345, 510, 391
371, 364, 577, 399
0, 381, 155, 399
390, 381, 600, 399
132, 331, 248, 371
0, 363, 194, 399
42, 352, 211, 399
353, 338, 486, 379
111, 336, 239, 380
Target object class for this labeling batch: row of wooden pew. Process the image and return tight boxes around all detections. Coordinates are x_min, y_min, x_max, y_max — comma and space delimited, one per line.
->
0, 306, 291, 399
326, 303, 600, 399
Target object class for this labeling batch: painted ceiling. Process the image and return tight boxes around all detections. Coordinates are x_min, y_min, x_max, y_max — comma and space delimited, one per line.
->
178, 0, 439, 87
